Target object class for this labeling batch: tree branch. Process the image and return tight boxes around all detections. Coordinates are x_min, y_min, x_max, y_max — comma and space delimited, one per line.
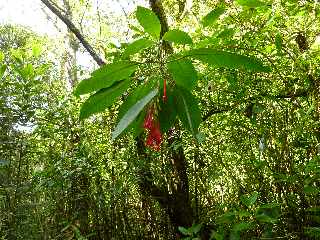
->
149, 0, 173, 54
40, 0, 105, 66
202, 90, 310, 121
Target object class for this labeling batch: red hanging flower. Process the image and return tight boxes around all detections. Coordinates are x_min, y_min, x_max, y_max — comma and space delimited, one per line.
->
143, 107, 154, 130
143, 107, 162, 151
162, 79, 167, 102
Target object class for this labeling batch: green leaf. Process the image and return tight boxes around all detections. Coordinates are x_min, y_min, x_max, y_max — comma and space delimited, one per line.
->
32, 44, 42, 58
0, 51, 4, 62
174, 87, 201, 137
79, 79, 131, 120
20, 63, 34, 79
167, 59, 198, 90
275, 33, 282, 53
190, 223, 202, 234
163, 29, 193, 45
136, 6, 161, 39
217, 212, 236, 224
117, 79, 157, 122
0, 64, 7, 79
240, 191, 259, 207
211, 231, 224, 240
305, 227, 320, 238
187, 48, 271, 72
230, 231, 240, 240
201, 5, 226, 27
178, 226, 192, 236
112, 88, 158, 140
233, 222, 252, 232
256, 203, 281, 223
304, 185, 320, 195
117, 79, 157, 136
123, 38, 154, 58
131, 110, 146, 138
236, 0, 266, 8
74, 62, 138, 96
159, 87, 177, 133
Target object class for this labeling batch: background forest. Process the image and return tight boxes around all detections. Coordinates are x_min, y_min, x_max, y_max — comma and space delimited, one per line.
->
0, 0, 320, 239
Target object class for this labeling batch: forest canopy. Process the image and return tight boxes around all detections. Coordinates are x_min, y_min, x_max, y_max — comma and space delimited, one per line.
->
0, 0, 320, 239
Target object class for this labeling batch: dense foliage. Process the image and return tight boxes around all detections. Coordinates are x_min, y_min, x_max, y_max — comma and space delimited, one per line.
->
1, 0, 320, 239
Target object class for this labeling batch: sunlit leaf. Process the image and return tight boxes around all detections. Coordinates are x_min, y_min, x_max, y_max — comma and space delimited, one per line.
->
236, 0, 266, 8
167, 59, 198, 90
123, 38, 154, 58
187, 48, 271, 72
201, 5, 225, 27
163, 29, 193, 45
79, 79, 131, 120
117, 79, 157, 136
112, 88, 158, 140
74, 62, 138, 96
0, 51, 4, 62
136, 6, 161, 39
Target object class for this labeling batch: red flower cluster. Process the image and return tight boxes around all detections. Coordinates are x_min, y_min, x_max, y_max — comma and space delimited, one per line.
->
143, 108, 162, 151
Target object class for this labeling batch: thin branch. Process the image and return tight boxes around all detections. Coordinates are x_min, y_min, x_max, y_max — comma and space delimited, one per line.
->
202, 90, 310, 122
40, 0, 105, 66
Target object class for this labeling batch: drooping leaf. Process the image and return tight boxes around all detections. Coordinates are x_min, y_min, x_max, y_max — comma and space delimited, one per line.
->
74, 62, 138, 96
112, 88, 158, 140
159, 87, 177, 133
201, 5, 226, 27
236, 0, 266, 8
117, 79, 157, 121
136, 6, 161, 39
116, 79, 157, 136
123, 38, 154, 58
79, 79, 131, 120
163, 29, 193, 45
167, 59, 198, 90
131, 110, 146, 138
174, 87, 201, 137
187, 48, 271, 72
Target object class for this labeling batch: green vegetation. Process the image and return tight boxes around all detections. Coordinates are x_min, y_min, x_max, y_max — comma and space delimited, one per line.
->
1, 0, 320, 239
